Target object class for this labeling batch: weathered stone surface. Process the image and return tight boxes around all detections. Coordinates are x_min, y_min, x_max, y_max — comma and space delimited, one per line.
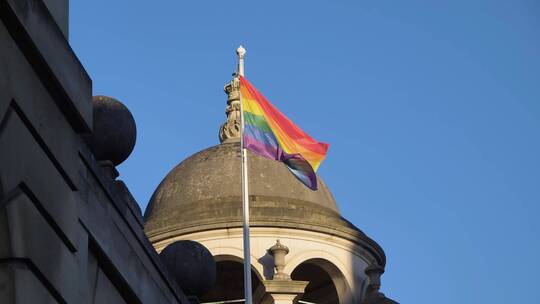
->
115, 180, 144, 227
364, 264, 399, 304
145, 142, 338, 215
0, 261, 58, 304
79, 164, 187, 304
42, 0, 69, 37
87, 251, 127, 304
0, 0, 93, 132
259, 280, 309, 304
0, 21, 83, 190
1, 192, 78, 303
0, 108, 79, 251
0, 0, 192, 302
159, 240, 216, 297
219, 77, 241, 142
84, 96, 136, 166
145, 142, 386, 266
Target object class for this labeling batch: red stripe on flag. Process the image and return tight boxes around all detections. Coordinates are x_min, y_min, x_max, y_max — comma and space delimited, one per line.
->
239, 76, 329, 156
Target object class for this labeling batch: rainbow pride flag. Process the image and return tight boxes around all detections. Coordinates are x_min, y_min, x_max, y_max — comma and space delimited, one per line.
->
240, 76, 329, 190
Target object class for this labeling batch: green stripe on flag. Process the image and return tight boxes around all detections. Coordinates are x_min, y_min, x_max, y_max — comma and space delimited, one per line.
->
244, 111, 273, 134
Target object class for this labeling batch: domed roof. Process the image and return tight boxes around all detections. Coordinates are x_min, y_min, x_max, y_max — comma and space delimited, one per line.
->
143, 73, 386, 266
144, 142, 382, 250
148, 140, 338, 211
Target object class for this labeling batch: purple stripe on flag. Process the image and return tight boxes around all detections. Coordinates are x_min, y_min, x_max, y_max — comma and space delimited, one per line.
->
243, 120, 318, 190
244, 134, 318, 190
244, 135, 281, 161
244, 125, 279, 148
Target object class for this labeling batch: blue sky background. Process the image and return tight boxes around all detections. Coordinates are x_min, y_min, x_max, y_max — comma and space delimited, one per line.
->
70, 1, 540, 303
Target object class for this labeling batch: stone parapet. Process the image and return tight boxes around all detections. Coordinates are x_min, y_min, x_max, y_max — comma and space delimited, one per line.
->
0, 1, 189, 302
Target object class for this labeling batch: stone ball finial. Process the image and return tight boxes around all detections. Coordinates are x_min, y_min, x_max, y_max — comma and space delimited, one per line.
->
236, 45, 246, 57
85, 96, 136, 166
159, 240, 216, 297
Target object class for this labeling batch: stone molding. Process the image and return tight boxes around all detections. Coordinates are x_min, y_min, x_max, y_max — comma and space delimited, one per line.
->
145, 199, 386, 267
259, 280, 309, 304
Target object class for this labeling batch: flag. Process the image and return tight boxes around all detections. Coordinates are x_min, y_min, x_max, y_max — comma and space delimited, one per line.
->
240, 75, 329, 190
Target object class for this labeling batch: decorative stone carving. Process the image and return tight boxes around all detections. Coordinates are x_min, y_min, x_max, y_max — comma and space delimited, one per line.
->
219, 46, 246, 143
364, 264, 399, 304
219, 76, 241, 142
268, 239, 290, 280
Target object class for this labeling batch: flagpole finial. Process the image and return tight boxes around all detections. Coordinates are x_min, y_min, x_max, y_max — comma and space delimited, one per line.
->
236, 45, 246, 57
236, 45, 246, 76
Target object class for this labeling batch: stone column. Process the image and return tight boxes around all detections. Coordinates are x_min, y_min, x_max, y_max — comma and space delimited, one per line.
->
260, 280, 309, 304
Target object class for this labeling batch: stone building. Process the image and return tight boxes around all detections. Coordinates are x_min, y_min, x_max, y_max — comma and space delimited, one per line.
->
1, 0, 397, 303
144, 50, 398, 304
0, 0, 190, 303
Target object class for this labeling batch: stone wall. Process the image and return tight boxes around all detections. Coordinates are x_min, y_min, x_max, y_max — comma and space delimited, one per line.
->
0, 0, 188, 303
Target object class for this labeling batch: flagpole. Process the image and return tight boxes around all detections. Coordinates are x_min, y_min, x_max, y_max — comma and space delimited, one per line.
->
237, 45, 253, 304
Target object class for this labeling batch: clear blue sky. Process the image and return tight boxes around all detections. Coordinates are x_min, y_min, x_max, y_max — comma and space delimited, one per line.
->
70, 1, 540, 303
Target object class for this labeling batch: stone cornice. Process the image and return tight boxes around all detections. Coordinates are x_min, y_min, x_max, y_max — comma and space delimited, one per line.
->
145, 198, 386, 267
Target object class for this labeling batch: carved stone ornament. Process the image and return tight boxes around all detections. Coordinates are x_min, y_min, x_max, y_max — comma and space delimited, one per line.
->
268, 239, 291, 280
219, 76, 241, 142
364, 264, 399, 304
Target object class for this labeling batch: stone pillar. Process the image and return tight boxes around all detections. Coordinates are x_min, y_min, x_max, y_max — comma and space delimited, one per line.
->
260, 280, 309, 304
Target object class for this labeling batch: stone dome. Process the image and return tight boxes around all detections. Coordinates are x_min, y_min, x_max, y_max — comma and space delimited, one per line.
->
144, 142, 381, 254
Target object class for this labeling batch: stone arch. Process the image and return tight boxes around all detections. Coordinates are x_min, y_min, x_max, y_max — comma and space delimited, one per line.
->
284, 249, 351, 281
289, 256, 354, 304
212, 253, 264, 282
206, 246, 264, 280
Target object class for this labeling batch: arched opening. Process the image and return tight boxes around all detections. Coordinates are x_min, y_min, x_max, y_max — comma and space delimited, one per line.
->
201, 255, 262, 303
291, 258, 349, 304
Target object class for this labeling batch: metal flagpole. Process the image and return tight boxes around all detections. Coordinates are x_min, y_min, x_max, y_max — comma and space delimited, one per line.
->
237, 45, 252, 304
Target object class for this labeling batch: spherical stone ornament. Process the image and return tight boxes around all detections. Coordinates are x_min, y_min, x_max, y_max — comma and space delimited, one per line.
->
86, 96, 136, 165
159, 240, 216, 297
